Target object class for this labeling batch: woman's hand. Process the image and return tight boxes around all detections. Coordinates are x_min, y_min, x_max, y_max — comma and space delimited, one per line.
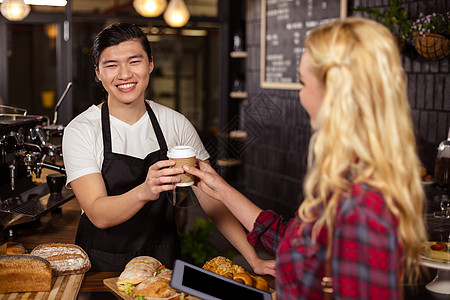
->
141, 160, 183, 201
250, 258, 276, 277
183, 160, 230, 201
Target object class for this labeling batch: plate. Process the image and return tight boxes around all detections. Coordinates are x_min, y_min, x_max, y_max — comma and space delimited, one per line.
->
422, 181, 435, 186
420, 255, 450, 270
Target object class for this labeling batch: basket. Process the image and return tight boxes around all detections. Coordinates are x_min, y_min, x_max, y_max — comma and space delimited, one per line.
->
413, 33, 450, 60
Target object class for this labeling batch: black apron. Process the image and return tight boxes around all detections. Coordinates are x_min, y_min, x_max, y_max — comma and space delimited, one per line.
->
75, 100, 180, 271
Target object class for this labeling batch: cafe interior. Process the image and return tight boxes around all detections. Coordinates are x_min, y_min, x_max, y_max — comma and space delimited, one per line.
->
0, 0, 449, 299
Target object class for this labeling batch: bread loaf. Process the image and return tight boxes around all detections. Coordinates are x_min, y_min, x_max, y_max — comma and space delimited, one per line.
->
0, 242, 26, 255
30, 243, 91, 275
0, 254, 52, 293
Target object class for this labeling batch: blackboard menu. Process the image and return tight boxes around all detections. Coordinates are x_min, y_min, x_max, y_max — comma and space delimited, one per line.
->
261, 0, 347, 90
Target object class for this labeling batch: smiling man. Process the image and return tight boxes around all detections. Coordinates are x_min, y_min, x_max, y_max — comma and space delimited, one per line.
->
62, 23, 275, 275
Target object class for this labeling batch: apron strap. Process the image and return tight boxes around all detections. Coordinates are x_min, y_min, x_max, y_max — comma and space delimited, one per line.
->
101, 100, 112, 154
102, 100, 168, 155
144, 101, 168, 154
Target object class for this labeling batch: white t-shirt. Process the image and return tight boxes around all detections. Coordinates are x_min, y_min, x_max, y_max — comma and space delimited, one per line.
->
62, 100, 209, 187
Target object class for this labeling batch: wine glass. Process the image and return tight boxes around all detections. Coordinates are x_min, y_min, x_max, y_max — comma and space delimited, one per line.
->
434, 195, 450, 219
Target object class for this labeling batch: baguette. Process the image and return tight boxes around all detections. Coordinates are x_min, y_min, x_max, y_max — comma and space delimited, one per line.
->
31, 243, 91, 275
0, 254, 52, 293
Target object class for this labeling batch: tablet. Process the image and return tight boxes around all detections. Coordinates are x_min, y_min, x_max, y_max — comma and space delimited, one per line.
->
170, 259, 272, 300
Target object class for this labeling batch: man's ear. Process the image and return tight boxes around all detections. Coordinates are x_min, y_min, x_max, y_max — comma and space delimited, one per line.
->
149, 56, 154, 73
95, 68, 101, 82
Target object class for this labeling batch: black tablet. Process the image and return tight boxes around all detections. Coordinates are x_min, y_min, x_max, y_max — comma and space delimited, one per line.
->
170, 259, 272, 300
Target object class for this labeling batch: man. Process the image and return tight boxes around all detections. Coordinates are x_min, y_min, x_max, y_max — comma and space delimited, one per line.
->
63, 23, 275, 275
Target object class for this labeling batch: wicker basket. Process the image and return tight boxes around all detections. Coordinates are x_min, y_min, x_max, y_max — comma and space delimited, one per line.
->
413, 33, 450, 60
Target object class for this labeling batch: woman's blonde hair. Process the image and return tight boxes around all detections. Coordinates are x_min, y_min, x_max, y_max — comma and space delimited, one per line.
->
298, 17, 426, 283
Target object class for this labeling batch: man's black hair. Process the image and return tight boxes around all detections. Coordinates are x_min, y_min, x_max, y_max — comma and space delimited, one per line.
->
91, 23, 152, 69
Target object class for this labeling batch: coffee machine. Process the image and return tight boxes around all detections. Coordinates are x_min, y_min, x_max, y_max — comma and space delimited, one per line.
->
0, 84, 74, 240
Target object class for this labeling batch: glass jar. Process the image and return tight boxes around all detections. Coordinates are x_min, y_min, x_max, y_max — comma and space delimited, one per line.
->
434, 127, 450, 190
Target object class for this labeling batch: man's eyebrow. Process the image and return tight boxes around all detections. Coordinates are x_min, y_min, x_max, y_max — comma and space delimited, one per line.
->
101, 59, 117, 65
129, 54, 144, 60
101, 54, 145, 65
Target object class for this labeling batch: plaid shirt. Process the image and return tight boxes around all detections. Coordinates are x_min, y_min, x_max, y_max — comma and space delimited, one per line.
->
247, 183, 402, 300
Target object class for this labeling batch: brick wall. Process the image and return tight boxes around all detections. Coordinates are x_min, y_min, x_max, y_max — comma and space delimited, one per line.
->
241, 0, 450, 218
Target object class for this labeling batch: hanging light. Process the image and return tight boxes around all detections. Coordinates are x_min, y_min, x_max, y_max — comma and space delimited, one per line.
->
0, 0, 30, 21
133, 0, 167, 17
45, 23, 58, 39
163, 0, 190, 28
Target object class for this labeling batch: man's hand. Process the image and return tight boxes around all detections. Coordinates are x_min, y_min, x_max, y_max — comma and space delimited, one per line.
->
140, 159, 184, 201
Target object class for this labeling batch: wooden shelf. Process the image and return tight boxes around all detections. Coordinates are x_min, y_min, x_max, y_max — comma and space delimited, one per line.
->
216, 158, 243, 167
229, 91, 248, 99
230, 51, 248, 58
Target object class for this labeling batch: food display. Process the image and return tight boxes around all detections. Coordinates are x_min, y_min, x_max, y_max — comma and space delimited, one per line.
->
106, 255, 272, 299
421, 242, 450, 262
0, 254, 52, 293
30, 243, 91, 275
202, 256, 270, 292
116, 256, 178, 299
110, 256, 202, 300
0, 242, 90, 295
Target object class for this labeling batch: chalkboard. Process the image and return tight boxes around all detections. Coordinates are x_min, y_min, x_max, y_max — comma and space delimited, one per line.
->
261, 0, 348, 90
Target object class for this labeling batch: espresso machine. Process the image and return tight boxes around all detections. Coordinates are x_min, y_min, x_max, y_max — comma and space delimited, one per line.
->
0, 83, 74, 240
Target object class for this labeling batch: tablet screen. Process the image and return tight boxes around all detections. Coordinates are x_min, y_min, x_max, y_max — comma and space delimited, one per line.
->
171, 260, 272, 300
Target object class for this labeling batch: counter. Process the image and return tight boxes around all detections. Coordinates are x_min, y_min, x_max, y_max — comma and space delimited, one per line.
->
79, 272, 120, 300
1, 190, 448, 299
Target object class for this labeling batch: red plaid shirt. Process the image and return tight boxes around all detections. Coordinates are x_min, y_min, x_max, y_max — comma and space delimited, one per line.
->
247, 183, 402, 300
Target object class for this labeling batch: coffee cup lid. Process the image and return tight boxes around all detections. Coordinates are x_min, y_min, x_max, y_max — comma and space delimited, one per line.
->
167, 146, 196, 159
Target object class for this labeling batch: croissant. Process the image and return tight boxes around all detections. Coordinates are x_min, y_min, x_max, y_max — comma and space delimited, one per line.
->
233, 272, 253, 286
202, 256, 270, 292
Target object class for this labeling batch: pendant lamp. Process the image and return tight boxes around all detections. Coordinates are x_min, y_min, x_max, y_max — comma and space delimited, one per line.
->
163, 0, 190, 28
1, 0, 30, 21
133, 0, 167, 17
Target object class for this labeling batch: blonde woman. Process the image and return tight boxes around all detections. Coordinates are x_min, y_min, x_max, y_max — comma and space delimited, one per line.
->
184, 18, 426, 299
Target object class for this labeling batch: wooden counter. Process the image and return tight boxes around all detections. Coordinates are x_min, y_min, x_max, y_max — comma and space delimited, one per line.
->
0, 196, 81, 247
0, 194, 446, 299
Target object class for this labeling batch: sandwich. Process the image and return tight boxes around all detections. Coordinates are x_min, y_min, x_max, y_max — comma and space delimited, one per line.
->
116, 256, 162, 294
132, 276, 179, 299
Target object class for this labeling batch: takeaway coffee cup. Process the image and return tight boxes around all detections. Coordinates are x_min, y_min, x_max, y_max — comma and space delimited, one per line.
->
167, 146, 198, 208
167, 146, 197, 187
171, 186, 199, 208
